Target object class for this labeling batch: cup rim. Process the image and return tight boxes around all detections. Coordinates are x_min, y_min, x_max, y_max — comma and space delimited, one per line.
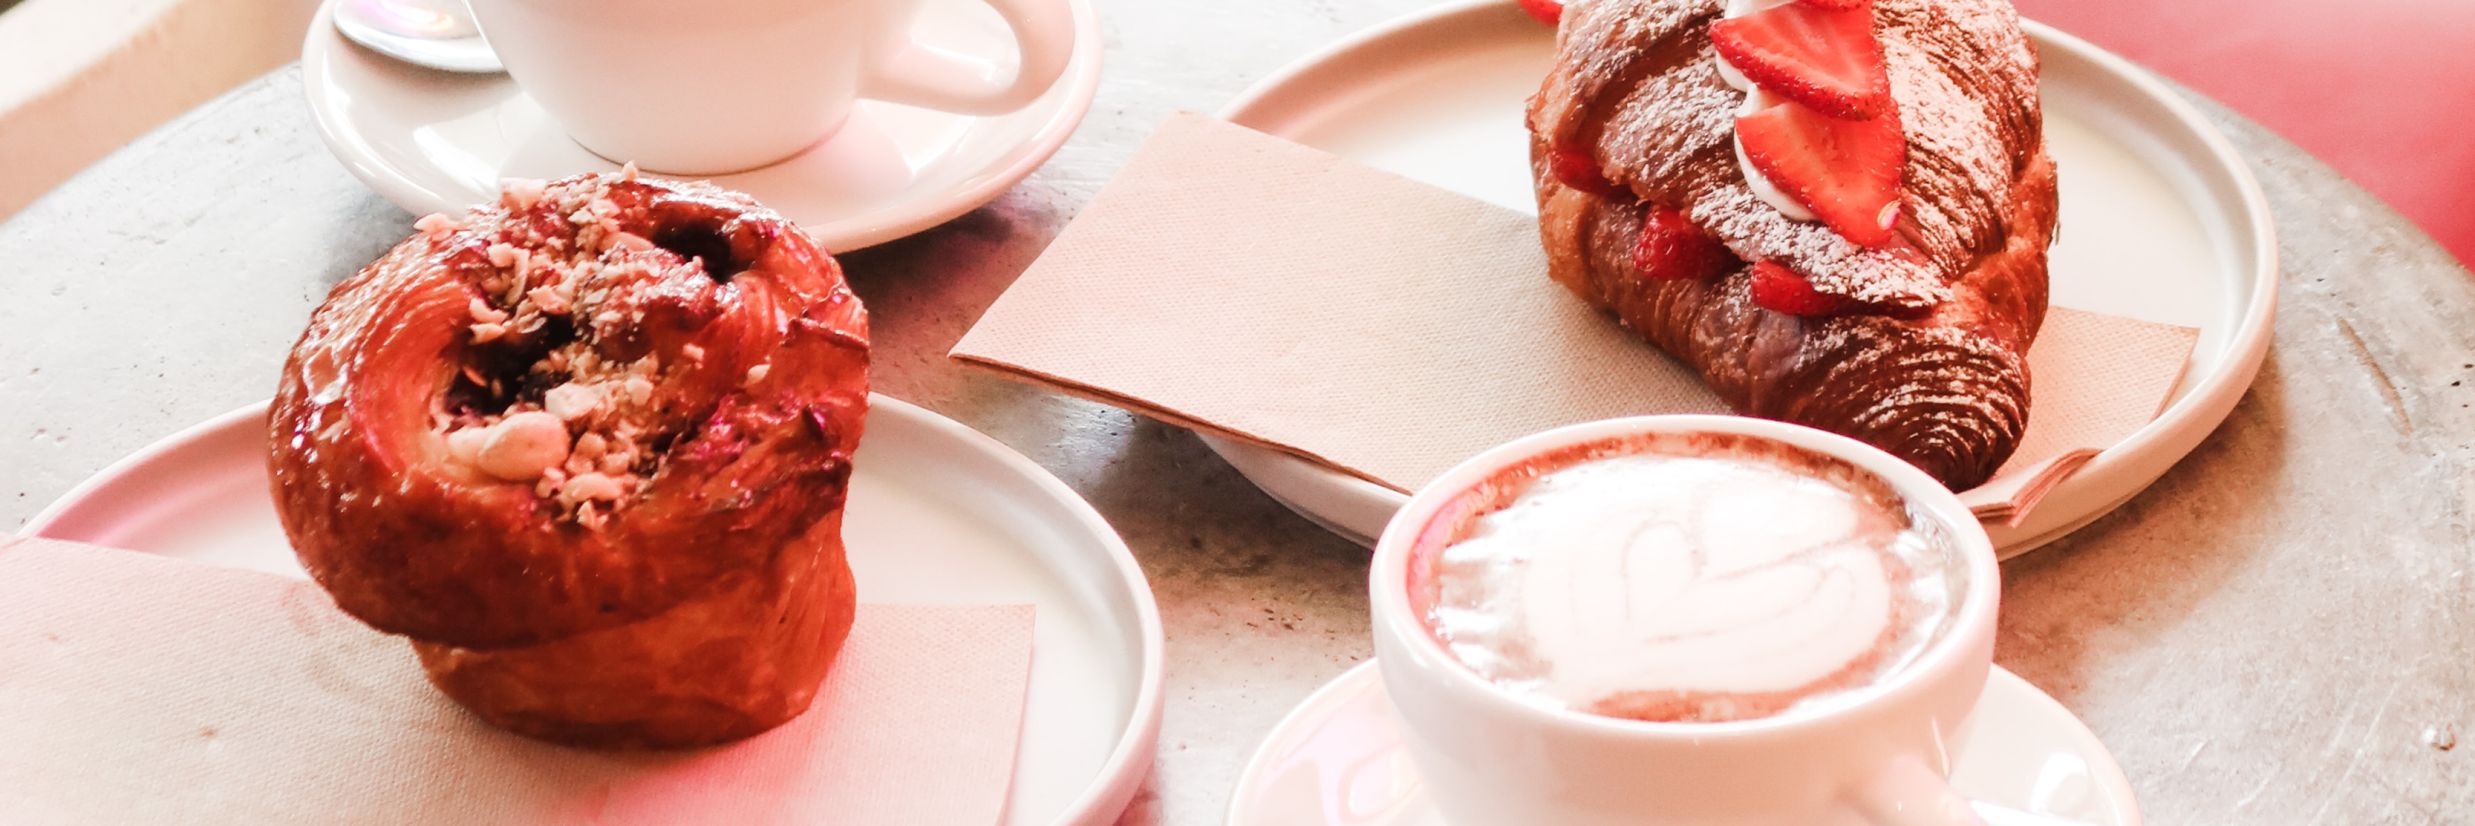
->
1368, 414, 2001, 739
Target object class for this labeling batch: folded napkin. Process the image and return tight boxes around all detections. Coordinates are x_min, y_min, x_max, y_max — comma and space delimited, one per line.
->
953, 113, 2197, 524
0, 537, 1035, 825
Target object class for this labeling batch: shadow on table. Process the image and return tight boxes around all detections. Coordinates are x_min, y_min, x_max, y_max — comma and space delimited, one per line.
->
1992, 347, 2291, 703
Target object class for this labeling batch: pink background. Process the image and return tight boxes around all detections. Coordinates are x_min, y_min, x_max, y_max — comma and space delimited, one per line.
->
2015, 0, 2475, 265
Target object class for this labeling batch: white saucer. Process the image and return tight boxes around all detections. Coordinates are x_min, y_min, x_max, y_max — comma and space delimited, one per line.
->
330, 0, 503, 75
23, 396, 1161, 826
1228, 662, 2142, 826
301, 0, 1104, 252
1202, 1, 2278, 556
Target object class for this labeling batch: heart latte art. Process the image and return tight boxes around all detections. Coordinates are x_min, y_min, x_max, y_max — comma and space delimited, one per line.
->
1413, 433, 1962, 723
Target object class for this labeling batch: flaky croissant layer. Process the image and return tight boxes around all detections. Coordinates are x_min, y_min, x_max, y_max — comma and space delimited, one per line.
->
1529, 0, 2055, 489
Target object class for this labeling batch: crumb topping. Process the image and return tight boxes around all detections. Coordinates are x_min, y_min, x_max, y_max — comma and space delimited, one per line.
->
425, 171, 730, 529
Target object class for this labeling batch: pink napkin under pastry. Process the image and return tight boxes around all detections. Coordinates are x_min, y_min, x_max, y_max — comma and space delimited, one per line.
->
0, 536, 1037, 825
952, 113, 2197, 523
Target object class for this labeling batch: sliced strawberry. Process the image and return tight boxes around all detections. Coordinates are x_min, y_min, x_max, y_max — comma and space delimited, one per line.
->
1517, 0, 1563, 26
1709, 1, 1890, 120
1546, 146, 1621, 198
1736, 97, 1904, 247
1799, 0, 1871, 10
1748, 261, 1847, 316
1633, 207, 1739, 281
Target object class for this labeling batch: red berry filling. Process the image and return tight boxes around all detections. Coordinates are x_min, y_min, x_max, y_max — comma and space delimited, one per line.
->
1716, 0, 1906, 250
1547, 146, 1622, 198
1748, 261, 1848, 316
1518, 0, 1564, 26
1711, 0, 1891, 120
1736, 96, 1905, 248
1633, 207, 1739, 281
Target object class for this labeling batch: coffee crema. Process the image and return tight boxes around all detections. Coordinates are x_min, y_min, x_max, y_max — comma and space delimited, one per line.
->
1411, 432, 1963, 723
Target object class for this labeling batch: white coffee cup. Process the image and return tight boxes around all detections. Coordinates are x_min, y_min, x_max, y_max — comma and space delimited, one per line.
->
464, 0, 1078, 175
1369, 415, 2001, 826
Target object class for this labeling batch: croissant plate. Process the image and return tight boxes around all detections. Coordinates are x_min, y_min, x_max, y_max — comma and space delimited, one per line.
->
268, 172, 870, 748
1528, 0, 2056, 489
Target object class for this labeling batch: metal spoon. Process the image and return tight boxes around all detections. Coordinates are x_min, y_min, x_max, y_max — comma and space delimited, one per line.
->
331, 0, 504, 74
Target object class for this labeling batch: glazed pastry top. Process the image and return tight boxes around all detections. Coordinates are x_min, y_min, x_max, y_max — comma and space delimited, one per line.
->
269, 171, 870, 649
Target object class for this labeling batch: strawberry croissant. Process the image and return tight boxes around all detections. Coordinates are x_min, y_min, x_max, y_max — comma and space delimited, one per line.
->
269, 172, 870, 748
1528, 0, 2055, 489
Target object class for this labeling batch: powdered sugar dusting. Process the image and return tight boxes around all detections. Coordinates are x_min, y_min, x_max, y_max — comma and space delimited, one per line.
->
1616, 64, 1739, 186
1690, 184, 1949, 307
1878, 0, 2040, 262
1543, 0, 2043, 310
1886, 39, 2003, 260
1556, 0, 1728, 143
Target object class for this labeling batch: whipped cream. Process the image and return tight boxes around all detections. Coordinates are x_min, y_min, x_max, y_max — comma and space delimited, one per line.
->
1716, 0, 1820, 222
1422, 446, 1959, 720
1731, 90, 1819, 222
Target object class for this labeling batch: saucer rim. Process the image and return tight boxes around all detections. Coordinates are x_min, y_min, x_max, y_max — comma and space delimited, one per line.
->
1196, 0, 2280, 559
22, 396, 1168, 826
299, 0, 1107, 252
1223, 660, 2143, 826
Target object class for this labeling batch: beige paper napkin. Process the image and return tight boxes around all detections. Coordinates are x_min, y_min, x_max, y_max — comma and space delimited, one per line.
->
0, 537, 1036, 825
952, 113, 2196, 523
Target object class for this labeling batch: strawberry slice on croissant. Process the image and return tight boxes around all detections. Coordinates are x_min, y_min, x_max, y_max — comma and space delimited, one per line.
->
1527, 0, 2056, 489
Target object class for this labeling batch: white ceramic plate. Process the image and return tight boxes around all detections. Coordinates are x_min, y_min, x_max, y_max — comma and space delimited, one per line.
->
1227, 661, 2141, 826
1202, 1, 2278, 556
24, 396, 1162, 826
300, 0, 1104, 253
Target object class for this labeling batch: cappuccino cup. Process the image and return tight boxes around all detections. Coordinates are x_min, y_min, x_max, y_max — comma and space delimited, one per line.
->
1369, 415, 2001, 826
465, 0, 1079, 175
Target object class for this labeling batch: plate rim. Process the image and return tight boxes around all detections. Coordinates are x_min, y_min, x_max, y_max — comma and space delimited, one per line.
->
1201, 0, 2279, 558
1223, 660, 2142, 826
297, 0, 1108, 253
19, 395, 1166, 826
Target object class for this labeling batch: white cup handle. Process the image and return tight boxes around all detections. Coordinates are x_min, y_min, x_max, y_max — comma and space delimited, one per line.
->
1850, 754, 1986, 826
864, 0, 1077, 115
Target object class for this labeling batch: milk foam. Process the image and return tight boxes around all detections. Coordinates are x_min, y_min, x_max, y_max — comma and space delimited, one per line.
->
1420, 438, 1960, 722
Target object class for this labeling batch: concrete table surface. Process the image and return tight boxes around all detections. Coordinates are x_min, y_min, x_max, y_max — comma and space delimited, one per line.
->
3, 2, 2471, 823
